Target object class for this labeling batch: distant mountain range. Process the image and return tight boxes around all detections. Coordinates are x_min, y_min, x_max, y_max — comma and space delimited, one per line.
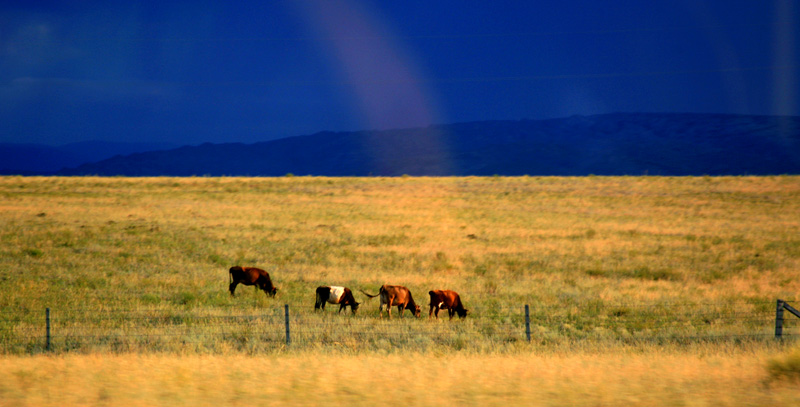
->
3, 113, 799, 176
0, 141, 178, 175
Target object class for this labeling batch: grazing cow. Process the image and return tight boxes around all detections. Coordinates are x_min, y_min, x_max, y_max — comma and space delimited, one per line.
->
428, 290, 468, 320
361, 285, 421, 318
228, 266, 278, 297
315, 286, 360, 314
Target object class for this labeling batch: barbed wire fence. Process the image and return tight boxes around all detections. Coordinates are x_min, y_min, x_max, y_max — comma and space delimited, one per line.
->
1, 299, 798, 354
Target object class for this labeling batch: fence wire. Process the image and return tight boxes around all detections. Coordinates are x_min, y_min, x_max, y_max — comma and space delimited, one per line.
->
1, 300, 797, 354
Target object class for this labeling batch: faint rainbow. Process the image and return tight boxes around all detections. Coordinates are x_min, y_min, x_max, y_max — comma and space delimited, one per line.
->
773, 0, 796, 119
292, 1, 451, 175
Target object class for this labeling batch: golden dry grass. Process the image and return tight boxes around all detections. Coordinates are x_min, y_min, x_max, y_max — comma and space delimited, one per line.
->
2, 176, 800, 404
1, 347, 799, 407
2, 176, 798, 309
2, 176, 799, 341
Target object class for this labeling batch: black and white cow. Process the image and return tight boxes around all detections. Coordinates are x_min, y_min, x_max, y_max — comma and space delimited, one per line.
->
314, 286, 360, 314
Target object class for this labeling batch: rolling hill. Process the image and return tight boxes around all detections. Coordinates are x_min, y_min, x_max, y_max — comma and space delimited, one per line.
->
0, 141, 178, 175
11, 113, 800, 176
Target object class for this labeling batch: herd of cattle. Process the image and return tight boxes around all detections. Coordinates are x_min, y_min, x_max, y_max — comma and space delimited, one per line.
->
229, 266, 468, 319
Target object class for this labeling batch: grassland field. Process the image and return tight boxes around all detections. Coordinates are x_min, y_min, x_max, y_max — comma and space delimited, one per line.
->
1, 175, 800, 406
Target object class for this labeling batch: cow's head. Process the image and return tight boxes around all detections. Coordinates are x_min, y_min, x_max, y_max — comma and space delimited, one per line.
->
351, 302, 360, 314
258, 282, 279, 297
412, 304, 421, 318
456, 308, 469, 319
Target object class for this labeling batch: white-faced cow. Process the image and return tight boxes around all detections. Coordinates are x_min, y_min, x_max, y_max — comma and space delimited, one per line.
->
428, 289, 468, 320
315, 286, 360, 314
361, 285, 421, 318
228, 266, 278, 297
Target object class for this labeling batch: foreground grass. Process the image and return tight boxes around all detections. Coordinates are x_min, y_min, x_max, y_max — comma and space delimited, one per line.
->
2, 346, 799, 407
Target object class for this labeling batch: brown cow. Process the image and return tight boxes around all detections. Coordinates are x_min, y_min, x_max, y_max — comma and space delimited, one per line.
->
428, 290, 468, 320
315, 286, 360, 314
361, 285, 421, 318
229, 266, 278, 297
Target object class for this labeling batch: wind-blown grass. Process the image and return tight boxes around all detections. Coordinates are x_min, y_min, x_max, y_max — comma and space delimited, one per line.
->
2, 346, 799, 407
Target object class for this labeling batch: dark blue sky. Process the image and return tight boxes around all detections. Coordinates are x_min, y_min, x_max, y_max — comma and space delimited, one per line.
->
1, 0, 797, 145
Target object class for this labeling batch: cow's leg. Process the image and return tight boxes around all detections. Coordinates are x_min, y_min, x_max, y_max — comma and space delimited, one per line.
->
339, 303, 345, 313
397, 305, 405, 317
434, 306, 440, 319
448, 309, 455, 320
384, 296, 394, 318
429, 304, 434, 318
229, 282, 238, 296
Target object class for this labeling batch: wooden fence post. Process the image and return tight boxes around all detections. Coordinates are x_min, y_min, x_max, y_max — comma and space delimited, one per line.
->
783, 302, 800, 319
775, 300, 800, 339
46, 308, 51, 351
525, 304, 531, 342
284, 304, 291, 346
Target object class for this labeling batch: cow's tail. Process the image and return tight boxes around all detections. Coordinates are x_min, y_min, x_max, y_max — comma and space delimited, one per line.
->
359, 289, 379, 299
